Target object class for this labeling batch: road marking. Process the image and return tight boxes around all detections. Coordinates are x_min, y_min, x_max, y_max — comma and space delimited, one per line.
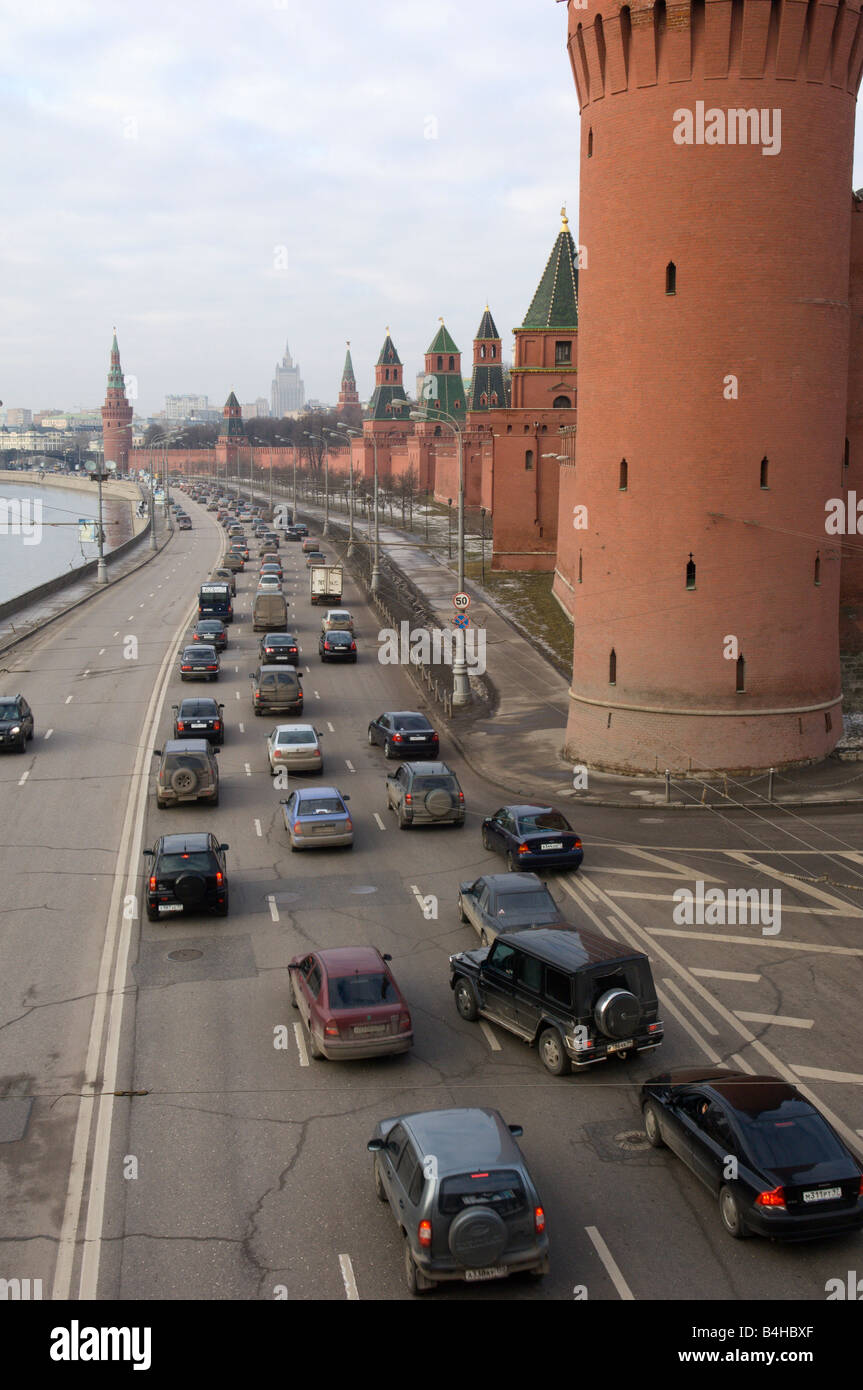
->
791, 1065, 863, 1085
726, 850, 863, 918
604, 890, 848, 917
339, 1254, 359, 1301
149, 593, 154, 598
577, 876, 599, 901
244, 762, 252, 777
327, 722, 334, 732
239, 722, 245, 733
235, 691, 241, 700
44, 729, 53, 740
82, 669, 90, 677
656, 988, 721, 1062
479, 1021, 501, 1052
622, 847, 724, 883
691, 968, 761, 982
730, 1053, 756, 1074
65, 695, 73, 704
735, 1011, 814, 1030
648, 927, 863, 956
18, 769, 29, 786
373, 813, 385, 830
661, 977, 719, 1036
346, 759, 356, 773
585, 1226, 634, 1301
128, 615, 134, 620
293, 1022, 309, 1067
234, 665, 239, 673
98, 648, 105, 655
254, 819, 262, 837
582, 867, 703, 880
268, 896, 280, 922
113, 630, 119, 637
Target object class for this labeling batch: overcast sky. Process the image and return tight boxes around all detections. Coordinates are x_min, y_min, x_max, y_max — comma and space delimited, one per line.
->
2, 0, 863, 417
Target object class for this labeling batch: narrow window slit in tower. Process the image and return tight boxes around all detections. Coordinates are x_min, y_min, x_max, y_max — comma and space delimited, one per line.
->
686, 553, 696, 589
609, 649, 616, 685
666, 261, 676, 295
760, 456, 769, 489
736, 656, 745, 693
619, 458, 628, 490
814, 551, 821, 586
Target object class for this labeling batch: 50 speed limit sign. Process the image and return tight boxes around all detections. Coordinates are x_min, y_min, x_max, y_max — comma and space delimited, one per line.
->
453, 592, 471, 611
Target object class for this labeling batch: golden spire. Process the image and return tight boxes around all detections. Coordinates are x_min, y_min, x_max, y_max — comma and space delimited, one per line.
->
561, 205, 569, 232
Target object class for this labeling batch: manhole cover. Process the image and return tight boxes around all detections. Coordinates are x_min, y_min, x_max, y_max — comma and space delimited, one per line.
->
348, 885, 377, 895
615, 1129, 650, 1151
168, 949, 203, 962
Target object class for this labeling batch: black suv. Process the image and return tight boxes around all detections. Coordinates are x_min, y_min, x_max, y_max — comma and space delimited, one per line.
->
173, 697, 225, 744
368, 711, 439, 760
0, 694, 34, 752
449, 927, 664, 1076
143, 832, 229, 921
386, 761, 465, 828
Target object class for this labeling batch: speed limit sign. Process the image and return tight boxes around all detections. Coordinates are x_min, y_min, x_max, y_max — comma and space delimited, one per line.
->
453, 592, 471, 610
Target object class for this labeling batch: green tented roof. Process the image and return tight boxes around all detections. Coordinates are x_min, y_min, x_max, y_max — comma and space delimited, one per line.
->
522, 224, 579, 329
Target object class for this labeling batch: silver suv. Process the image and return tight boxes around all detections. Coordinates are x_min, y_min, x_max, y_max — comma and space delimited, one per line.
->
368, 1107, 549, 1294
154, 739, 220, 808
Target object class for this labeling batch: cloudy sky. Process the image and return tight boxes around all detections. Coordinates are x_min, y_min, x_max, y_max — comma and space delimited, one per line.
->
2, 0, 863, 417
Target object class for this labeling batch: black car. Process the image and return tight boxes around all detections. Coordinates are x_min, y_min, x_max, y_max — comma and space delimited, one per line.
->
192, 619, 228, 651
143, 831, 229, 922
458, 873, 566, 945
368, 711, 439, 760
0, 694, 34, 752
319, 630, 357, 663
179, 644, 220, 681
642, 1068, 863, 1241
450, 927, 663, 1075
259, 633, 299, 665
482, 804, 584, 873
173, 697, 225, 745
284, 526, 302, 542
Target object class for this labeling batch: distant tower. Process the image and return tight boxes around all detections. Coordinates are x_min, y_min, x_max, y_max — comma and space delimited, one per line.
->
469, 306, 508, 412
100, 328, 133, 473
420, 319, 466, 426
510, 210, 578, 411
367, 330, 409, 423
557, 0, 863, 775
337, 341, 361, 419
217, 390, 245, 475
271, 339, 305, 416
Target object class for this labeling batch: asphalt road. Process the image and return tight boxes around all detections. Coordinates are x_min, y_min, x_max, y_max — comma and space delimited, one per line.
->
2, 491, 862, 1303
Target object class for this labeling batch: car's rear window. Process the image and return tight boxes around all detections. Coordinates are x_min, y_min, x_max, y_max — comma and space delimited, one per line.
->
263, 672, 298, 688
411, 776, 455, 792
298, 796, 344, 815
517, 811, 571, 833
394, 716, 431, 732
738, 1110, 847, 1170
327, 632, 352, 644
179, 702, 216, 716
163, 753, 208, 771
159, 851, 217, 873
496, 891, 556, 916
328, 973, 397, 1009
438, 1170, 527, 1216
277, 730, 315, 744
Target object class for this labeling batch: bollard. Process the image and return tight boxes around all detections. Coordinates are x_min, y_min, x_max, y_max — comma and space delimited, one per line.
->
664, 769, 671, 803
768, 767, 775, 803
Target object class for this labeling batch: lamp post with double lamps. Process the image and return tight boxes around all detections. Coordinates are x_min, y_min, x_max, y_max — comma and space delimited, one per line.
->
88, 454, 114, 583
304, 431, 330, 536
333, 424, 359, 555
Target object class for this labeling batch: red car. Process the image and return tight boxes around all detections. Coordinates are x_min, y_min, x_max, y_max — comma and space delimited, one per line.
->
288, 947, 413, 1060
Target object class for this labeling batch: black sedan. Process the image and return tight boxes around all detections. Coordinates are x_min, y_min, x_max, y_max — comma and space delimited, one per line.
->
192, 619, 228, 651
143, 832, 229, 922
259, 633, 299, 666
368, 711, 439, 760
173, 697, 225, 745
179, 644, 220, 682
458, 873, 569, 945
482, 804, 583, 873
642, 1067, 863, 1241
319, 630, 357, 663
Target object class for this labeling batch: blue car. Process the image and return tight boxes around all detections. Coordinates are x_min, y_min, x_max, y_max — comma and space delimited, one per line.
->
280, 785, 353, 850
481, 804, 583, 873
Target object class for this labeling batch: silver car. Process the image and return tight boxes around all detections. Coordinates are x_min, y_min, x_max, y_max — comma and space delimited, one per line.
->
321, 608, 354, 633
280, 786, 353, 850
267, 723, 324, 775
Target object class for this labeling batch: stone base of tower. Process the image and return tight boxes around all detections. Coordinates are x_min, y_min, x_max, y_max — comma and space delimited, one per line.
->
563, 696, 843, 778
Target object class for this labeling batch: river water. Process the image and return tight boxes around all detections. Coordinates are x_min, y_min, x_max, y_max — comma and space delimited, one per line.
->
0, 478, 136, 606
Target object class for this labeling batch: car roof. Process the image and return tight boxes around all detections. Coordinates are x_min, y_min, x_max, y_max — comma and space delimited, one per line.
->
396, 1109, 521, 1175
497, 925, 646, 968
178, 697, 220, 710
404, 761, 454, 775
262, 632, 296, 640
258, 664, 298, 674
159, 833, 213, 852
182, 644, 217, 654
295, 785, 344, 799
315, 946, 386, 974
273, 723, 316, 735
479, 873, 545, 893
386, 710, 431, 720
502, 804, 561, 817
164, 739, 211, 753
650, 1068, 804, 1118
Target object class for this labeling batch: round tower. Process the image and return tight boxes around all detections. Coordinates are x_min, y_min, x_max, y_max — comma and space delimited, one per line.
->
559, 0, 863, 775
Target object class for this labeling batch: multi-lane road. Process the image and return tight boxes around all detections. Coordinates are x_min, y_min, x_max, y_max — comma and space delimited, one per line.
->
1, 492, 862, 1302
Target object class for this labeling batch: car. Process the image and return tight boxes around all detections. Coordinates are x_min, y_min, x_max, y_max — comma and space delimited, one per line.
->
319, 630, 357, 662
143, 831, 229, 922
172, 697, 225, 744
154, 739, 220, 808
207, 502, 219, 511
449, 926, 663, 1075
368, 1107, 548, 1294
0, 694, 34, 752
234, 542, 251, 560
284, 526, 302, 542
293, 523, 309, 537
368, 711, 439, 760
192, 619, 228, 651
458, 873, 566, 945
321, 608, 354, 633
641, 1068, 863, 1242
257, 573, 282, 593
250, 664, 303, 716
211, 567, 237, 596
223, 551, 245, 572
259, 537, 279, 555
179, 644, 220, 681
267, 723, 324, 774
280, 785, 353, 850
259, 551, 281, 567
301, 537, 319, 553
260, 563, 284, 582
288, 947, 412, 1061
177, 515, 192, 530
262, 531, 281, 549
481, 804, 584, 873
259, 632, 299, 665
305, 550, 326, 568
386, 761, 465, 829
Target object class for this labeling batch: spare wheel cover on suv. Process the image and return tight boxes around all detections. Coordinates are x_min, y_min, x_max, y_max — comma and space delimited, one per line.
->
447, 1208, 508, 1268
173, 872, 207, 905
170, 766, 199, 793
594, 987, 641, 1039
424, 787, 453, 818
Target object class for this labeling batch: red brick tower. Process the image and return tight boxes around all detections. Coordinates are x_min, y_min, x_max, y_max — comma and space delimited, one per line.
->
468, 307, 509, 412
216, 390, 245, 476
100, 328, 133, 473
558, 0, 863, 775
337, 341, 362, 422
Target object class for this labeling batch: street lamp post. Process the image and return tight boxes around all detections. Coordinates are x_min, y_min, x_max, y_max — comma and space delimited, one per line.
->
447, 497, 453, 558
480, 507, 486, 584
89, 458, 112, 583
410, 405, 469, 704
335, 425, 359, 556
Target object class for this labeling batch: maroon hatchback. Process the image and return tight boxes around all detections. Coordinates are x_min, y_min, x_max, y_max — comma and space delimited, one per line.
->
288, 947, 413, 1060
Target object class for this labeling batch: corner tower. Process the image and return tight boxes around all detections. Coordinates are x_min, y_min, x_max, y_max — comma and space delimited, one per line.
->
558, 0, 863, 775
469, 306, 509, 412
101, 329, 133, 473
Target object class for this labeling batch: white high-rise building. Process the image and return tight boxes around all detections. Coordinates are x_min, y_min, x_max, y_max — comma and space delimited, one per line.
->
270, 339, 305, 417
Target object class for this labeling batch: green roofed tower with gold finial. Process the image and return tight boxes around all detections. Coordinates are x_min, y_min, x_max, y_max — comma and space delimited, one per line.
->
367, 329, 410, 422
469, 305, 509, 412
510, 208, 579, 411
419, 319, 467, 424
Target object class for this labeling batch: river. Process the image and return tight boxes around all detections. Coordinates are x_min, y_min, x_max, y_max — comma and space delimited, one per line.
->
0, 477, 136, 606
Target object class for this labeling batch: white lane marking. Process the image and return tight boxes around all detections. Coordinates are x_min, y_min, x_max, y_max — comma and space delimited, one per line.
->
149, 593, 154, 598
661, 977, 719, 1036
730, 1053, 756, 1074
726, 849, 863, 918
314, 691, 321, 700
339, 1254, 359, 1301
83, 670, 90, 677
792, 1065, 863, 1086
254, 819, 262, 837
656, 988, 721, 1063
691, 968, 761, 982
127, 615, 134, 620
235, 691, 241, 700
373, 813, 385, 830
65, 695, 73, 704
234, 665, 239, 673
293, 1022, 309, 1067
581, 867, 708, 880
327, 722, 334, 733
113, 630, 119, 637
239, 722, 245, 733
735, 1012, 814, 1030
585, 1226, 635, 1301
577, 876, 598, 902
268, 895, 280, 922
18, 769, 29, 786
647, 927, 863, 956
621, 847, 724, 883
306, 666, 311, 674
345, 759, 356, 773
410, 885, 425, 909
605, 890, 847, 916
44, 729, 53, 740
478, 1020, 501, 1052
98, 648, 105, 656
244, 762, 252, 777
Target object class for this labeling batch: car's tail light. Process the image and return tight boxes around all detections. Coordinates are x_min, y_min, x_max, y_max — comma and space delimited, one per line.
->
534, 1206, 546, 1234
404, 793, 412, 804
344, 819, 353, 832
393, 733, 402, 743
431, 733, 439, 742
350, 642, 356, 651
418, 1221, 432, 1248
324, 1020, 340, 1038
458, 791, 464, 802
294, 822, 302, 834
398, 1012, 412, 1032
313, 749, 321, 756
214, 721, 221, 731
648, 1022, 662, 1033
149, 876, 156, 891
858, 1176, 863, 1196
177, 721, 185, 731
207, 665, 217, 671
181, 665, 191, 671
254, 689, 260, 698
517, 842, 529, 855
574, 837, 583, 848
755, 1186, 786, 1209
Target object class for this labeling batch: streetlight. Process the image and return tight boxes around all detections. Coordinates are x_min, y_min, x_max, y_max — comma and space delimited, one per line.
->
304, 431, 330, 535
480, 507, 487, 583
447, 497, 453, 558
411, 404, 470, 704
89, 457, 115, 583
334, 424, 359, 555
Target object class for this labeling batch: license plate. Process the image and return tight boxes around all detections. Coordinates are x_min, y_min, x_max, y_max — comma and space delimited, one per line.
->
410, 735, 427, 742
158, 903, 184, 913
312, 824, 336, 833
541, 842, 563, 850
802, 1186, 842, 1203
190, 722, 206, 729
353, 1024, 387, 1036
606, 1039, 633, 1054
464, 1267, 507, 1282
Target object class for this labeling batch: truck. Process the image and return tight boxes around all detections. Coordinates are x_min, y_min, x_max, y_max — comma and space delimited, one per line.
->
310, 564, 343, 605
